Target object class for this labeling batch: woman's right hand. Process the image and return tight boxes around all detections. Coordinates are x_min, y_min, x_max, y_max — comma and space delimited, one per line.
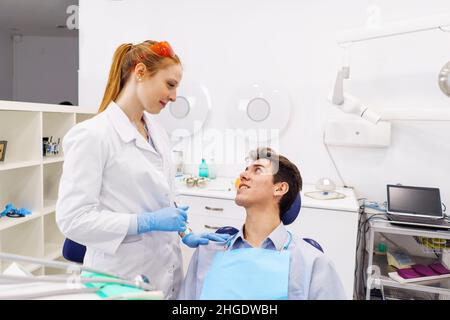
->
137, 206, 189, 234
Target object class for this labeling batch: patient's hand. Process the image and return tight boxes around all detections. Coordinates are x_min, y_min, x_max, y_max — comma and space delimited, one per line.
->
182, 233, 230, 248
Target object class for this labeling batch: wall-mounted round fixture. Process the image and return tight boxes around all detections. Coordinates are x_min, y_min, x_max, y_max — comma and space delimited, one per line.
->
169, 96, 190, 119
247, 97, 271, 122
156, 80, 211, 139
439, 61, 450, 97
228, 83, 291, 142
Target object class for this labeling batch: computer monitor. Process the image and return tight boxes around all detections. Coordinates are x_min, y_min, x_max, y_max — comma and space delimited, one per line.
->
387, 184, 443, 218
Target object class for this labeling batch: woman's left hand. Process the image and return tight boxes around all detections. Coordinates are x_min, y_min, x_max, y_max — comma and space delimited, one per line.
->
182, 233, 231, 248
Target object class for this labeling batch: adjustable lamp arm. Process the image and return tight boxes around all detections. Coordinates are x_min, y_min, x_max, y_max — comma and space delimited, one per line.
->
330, 68, 381, 124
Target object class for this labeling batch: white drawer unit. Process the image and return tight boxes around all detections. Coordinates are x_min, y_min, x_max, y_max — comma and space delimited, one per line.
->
177, 195, 245, 222
189, 212, 243, 234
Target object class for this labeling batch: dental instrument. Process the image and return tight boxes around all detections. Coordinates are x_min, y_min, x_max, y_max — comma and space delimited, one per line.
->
0, 252, 154, 291
174, 202, 192, 238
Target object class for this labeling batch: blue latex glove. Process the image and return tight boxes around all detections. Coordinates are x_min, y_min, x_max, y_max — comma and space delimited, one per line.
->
182, 233, 231, 248
1, 203, 32, 217
137, 206, 189, 234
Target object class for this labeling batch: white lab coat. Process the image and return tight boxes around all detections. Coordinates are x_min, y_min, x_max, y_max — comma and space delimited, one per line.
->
56, 102, 182, 299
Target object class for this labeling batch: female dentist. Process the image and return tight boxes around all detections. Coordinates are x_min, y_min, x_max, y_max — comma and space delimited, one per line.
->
56, 40, 228, 299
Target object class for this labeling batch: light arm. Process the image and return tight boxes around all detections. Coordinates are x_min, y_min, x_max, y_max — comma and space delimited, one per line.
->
329, 69, 381, 124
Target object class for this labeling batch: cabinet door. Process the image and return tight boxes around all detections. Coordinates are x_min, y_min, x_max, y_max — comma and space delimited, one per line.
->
287, 207, 358, 299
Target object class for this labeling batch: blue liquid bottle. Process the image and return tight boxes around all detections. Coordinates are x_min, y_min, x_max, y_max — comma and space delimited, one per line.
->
198, 159, 209, 178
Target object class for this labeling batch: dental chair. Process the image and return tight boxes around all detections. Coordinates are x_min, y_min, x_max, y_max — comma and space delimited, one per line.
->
62, 238, 86, 263
216, 194, 324, 252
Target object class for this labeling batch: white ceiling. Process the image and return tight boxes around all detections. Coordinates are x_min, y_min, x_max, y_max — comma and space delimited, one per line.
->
0, 0, 78, 37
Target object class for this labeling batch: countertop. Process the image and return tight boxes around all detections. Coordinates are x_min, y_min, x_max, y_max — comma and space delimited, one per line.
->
175, 176, 359, 212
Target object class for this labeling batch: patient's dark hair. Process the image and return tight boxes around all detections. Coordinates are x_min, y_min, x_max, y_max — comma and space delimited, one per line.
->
248, 147, 302, 216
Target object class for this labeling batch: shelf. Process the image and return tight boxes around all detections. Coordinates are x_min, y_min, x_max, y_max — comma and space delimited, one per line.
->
0, 211, 42, 231
372, 252, 449, 281
43, 162, 63, 208
44, 244, 62, 261
76, 113, 95, 124
44, 256, 69, 275
0, 110, 41, 163
0, 160, 41, 172
25, 263, 42, 273
0, 217, 44, 273
0, 100, 95, 114
42, 112, 75, 159
370, 219, 450, 239
43, 156, 64, 164
367, 217, 450, 300
0, 103, 96, 279
43, 200, 56, 215
43, 212, 65, 259
379, 276, 450, 297
0, 166, 42, 220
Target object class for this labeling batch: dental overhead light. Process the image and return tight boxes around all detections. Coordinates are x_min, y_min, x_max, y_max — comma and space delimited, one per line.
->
439, 61, 450, 97
157, 80, 212, 140
228, 82, 291, 142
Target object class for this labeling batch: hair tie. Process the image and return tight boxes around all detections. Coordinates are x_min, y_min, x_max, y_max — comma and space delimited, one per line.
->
149, 41, 175, 57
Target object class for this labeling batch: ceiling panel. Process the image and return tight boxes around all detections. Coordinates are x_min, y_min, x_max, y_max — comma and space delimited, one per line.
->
0, 0, 78, 37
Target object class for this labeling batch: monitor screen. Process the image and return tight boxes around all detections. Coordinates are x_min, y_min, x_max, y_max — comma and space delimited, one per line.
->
387, 185, 442, 217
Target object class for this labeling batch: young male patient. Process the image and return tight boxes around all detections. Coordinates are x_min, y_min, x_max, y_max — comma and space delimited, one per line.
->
178, 148, 346, 300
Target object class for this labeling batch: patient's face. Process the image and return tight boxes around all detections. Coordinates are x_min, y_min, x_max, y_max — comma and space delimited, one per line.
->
235, 158, 275, 208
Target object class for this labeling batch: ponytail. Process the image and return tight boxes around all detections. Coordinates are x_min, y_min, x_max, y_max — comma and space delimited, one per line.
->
98, 40, 181, 113
98, 43, 133, 113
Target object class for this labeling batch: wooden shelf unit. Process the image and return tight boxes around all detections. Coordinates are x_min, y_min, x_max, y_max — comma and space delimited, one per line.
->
0, 100, 96, 275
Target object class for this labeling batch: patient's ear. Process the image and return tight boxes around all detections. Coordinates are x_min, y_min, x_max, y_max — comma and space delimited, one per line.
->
274, 182, 289, 197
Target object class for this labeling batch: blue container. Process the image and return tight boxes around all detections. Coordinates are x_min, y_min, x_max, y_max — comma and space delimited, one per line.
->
198, 159, 209, 178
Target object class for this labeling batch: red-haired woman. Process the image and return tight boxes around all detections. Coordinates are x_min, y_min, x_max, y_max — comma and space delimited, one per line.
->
56, 40, 228, 299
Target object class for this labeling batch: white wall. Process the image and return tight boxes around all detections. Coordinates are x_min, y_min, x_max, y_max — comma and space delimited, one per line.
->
79, 0, 450, 203
0, 30, 13, 100
14, 35, 78, 105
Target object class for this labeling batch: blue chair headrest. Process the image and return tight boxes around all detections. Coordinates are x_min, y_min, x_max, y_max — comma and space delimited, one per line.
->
216, 226, 239, 236
281, 193, 301, 225
303, 238, 324, 252
62, 238, 86, 263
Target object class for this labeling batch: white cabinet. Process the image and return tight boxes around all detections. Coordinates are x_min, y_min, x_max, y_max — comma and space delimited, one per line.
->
176, 178, 359, 299
178, 196, 245, 223
0, 100, 95, 275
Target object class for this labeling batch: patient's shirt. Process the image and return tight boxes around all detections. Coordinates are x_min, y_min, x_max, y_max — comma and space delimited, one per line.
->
178, 223, 347, 300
